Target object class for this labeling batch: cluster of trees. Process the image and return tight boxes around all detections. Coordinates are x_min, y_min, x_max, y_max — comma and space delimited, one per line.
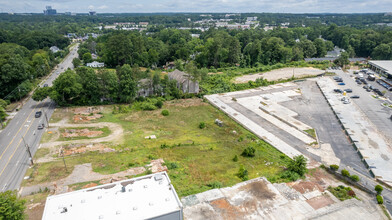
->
33, 66, 185, 106
0, 43, 61, 100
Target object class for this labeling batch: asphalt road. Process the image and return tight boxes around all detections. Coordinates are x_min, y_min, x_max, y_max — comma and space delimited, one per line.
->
0, 44, 79, 192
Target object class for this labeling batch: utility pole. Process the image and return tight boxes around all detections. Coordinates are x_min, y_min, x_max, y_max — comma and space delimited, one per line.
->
44, 112, 49, 128
60, 149, 68, 172
22, 137, 34, 165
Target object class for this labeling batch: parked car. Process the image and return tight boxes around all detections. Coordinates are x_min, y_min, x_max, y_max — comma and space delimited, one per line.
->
43, 84, 48, 87
35, 111, 42, 118
336, 79, 343, 82
344, 89, 353, 93
37, 124, 44, 130
350, 95, 360, 99
334, 89, 343, 93
338, 82, 345, 85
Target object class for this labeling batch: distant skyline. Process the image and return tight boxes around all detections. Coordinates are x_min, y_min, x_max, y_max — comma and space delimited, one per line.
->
0, 0, 391, 14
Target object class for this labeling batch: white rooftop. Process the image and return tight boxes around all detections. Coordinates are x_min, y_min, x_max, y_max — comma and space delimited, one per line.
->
368, 60, 392, 74
42, 172, 182, 220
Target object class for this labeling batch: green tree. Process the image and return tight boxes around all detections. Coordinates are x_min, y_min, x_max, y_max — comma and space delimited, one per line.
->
50, 70, 82, 106
76, 67, 101, 104
117, 64, 137, 103
82, 52, 93, 63
314, 38, 327, 57
32, 87, 52, 101
299, 39, 317, 58
97, 70, 119, 102
72, 58, 81, 68
288, 155, 307, 176
104, 33, 132, 67
0, 190, 26, 220
334, 52, 349, 67
0, 99, 7, 122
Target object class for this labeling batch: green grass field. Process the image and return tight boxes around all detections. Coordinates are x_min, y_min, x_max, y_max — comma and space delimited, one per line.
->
26, 99, 290, 197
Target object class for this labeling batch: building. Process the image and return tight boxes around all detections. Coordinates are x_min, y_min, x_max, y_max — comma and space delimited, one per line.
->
326, 46, 345, 58
43, 6, 57, 15
86, 61, 104, 68
42, 172, 183, 220
49, 46, 60, 53
89, 11, 96, 16
305, 57, 367, 63
246, 17, 257, 21
137, 78, 155, 97
168, 69, 199, 94
368, 60, 392, 79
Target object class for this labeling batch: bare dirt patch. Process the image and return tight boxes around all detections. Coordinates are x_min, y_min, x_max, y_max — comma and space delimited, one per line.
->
147, 158, 168, 173
306, 194, 335, 210
72, 106, 103, 122
239, 181, 276, 200
210, 198, 241, 220
234, 67, 324, 83
82, 182, 98, 189
61, 143, 115, 156
290, 181, 324, 194
61, 128, 103, 138
165, 98, 208, 108
25, 202, 45, 220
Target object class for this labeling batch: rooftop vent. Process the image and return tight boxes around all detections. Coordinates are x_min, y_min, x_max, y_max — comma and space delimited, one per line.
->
99, 215, 104, 219
149, 202, 154, 206
144, 185, 148, 188
60, 207, 68, 214
98, 195, 102, 199
154, 174, 163, 181
81, 199, 86, 203
116, 211, 121, 215
121, 186, 126, 193
133, 207, 138, 211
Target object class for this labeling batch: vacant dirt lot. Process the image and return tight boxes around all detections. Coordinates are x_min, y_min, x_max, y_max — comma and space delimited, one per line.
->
234, 67, 324, 83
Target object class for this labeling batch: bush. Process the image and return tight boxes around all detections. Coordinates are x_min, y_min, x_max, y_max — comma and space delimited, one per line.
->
375, 185, 384, 195
155, 100, 163, 108
288, 155, 307, 176
161, 109, 169, 116
377, 195, 384, 204
199, 122, 206, 129
280, 170, 301, 182
237, 165, 249, 181
207, 181, 222, 189
241, 146, 256, 157
140, 102, 157, 111
232, 155, 238, 162
160, 143, 170, 149
0, 190, 26, 219
341, 169, 350, 177
330, 164, 339, 171
349, 175, 360, 182
165, 162, 178, 170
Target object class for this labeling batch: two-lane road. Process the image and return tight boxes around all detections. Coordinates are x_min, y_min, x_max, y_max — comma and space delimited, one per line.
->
0, 43, 79, 192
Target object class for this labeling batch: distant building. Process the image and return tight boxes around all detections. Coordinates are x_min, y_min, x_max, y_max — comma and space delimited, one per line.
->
49, 46, 60, 53
305, 57, 366, 63
246, 17, 257, 21
86, 61, 104, 68
43, 6, 56, 15
42, 172, 183, 220
326, 46, 345, 58
89, 11, 96, 16
191, 34, 200, 38
168, 69, 199, 94
139, 22, 149, 27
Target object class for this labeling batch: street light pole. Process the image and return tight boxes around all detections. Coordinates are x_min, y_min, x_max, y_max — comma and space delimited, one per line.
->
60, 149, 68, 172
44, 112, 49, 128
22, 136, 34, 166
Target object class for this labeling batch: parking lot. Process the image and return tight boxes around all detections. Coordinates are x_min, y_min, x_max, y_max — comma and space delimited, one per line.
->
332, 69, 392, 144
205, 80, 370, 176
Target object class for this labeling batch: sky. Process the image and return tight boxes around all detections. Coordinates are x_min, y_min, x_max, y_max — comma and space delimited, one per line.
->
0, 0, 391, 14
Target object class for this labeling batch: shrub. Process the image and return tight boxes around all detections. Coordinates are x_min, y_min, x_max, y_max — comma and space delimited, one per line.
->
237, 165, 249, 181
330, 164, 339, 171
160, 143, 170, 149
165, 162, 178, 170
280, 170, 301, 182
155, 100, 163, 108
232, 155, 238, 162
199, 122, 206, 129
350, 175, 360, 182
288, 155, 307, 176
207, 181, 222, 189
0, 191, 26, 219
377, 195, 384, 204
140, 102, 157, 111
238, 136, 244, 142
241, 146, 256, 157
347, 190, 356, 197
161, 109, 169, 116
341, 169, 350, 177
375, 185, 384, 195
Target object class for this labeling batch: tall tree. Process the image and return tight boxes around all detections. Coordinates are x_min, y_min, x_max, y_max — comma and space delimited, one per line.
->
117, 64, 137, 103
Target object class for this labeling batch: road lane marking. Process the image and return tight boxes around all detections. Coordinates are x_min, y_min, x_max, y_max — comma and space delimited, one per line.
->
0, 106, 43, 178
0, 103, 39, 161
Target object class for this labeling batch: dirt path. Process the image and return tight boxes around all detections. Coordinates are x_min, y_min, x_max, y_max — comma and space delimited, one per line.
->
20, 163, 145, 197
234, 67, 324, 83
40, 121, 124, 149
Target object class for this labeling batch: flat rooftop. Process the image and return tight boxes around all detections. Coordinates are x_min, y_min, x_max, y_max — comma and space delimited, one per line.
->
42, 172, 182, 220
368, 60, 392, 74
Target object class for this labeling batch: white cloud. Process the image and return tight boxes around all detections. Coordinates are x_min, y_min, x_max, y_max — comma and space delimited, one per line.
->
98, 5, 108, 9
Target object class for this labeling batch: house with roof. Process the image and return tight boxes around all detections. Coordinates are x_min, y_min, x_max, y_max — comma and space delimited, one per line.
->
50, 46, 61, 53
168, 70, 199, 94
86, 61, 104, 68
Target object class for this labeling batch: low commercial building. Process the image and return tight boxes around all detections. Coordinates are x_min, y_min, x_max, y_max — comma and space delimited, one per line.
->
86, 61, 104, 68
168, 69, 199, 94
42, 172, 183, 220
368, 60, 392, 79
